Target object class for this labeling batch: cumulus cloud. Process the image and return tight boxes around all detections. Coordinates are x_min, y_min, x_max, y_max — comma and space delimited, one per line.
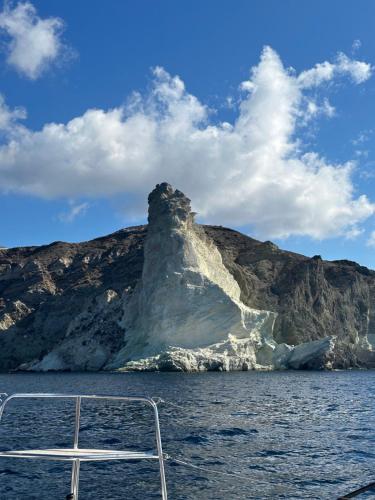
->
0, 1, 66, 79
298, 52, 372, 88
0, 46, 373, 239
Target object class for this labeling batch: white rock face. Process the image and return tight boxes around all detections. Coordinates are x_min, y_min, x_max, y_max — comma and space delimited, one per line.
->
0, 300, 32, 330
286, 336, 335, 370
116, 335, 335, 372
108, 183, 334, 371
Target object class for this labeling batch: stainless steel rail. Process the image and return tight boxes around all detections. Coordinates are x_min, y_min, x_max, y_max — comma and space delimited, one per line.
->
0, 393, 168, 500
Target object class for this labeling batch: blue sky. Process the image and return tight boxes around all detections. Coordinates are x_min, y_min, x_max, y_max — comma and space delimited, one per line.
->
1, 1, 375, 269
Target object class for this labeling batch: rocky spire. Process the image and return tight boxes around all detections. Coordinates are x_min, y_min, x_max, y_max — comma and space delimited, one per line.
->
147, 182, 195, 231
108, 182, 279, 369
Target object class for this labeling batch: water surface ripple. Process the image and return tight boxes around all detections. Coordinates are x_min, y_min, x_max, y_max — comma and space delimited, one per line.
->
0, 371, 374, 499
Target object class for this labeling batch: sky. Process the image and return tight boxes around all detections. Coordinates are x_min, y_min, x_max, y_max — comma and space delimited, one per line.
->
0, 1, 375, 269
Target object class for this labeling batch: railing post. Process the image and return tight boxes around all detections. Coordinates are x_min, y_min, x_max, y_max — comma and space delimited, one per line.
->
70, 460, 80, 500
0, 394, 9, 422
153, 404, 168, 500
70, 396, 81, 500
73, 396, 81, 449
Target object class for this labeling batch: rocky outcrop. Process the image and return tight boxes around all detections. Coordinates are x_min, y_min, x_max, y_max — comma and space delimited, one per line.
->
203, 229, 375, 368
107, 183, 335, 371
0, 182, 374, 372
0, 230, 144, 371
109, 184, 278, 367
27, 289, 124, 371
117, 336, 337, 372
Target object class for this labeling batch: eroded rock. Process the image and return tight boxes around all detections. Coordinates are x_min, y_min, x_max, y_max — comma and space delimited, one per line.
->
107, 183, 335, 371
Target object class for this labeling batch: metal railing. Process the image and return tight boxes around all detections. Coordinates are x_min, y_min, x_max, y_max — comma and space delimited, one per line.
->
0, 393, 168, 500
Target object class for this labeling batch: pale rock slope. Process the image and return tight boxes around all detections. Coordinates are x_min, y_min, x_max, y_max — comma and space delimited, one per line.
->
108, 183, 334, 371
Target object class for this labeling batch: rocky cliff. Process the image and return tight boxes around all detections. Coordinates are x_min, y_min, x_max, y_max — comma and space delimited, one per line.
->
0, 183, 374, 372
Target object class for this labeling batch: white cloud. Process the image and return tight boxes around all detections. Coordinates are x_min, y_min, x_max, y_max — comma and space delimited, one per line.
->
298, 52, 372, 88
0, 93, 26, 129
302, 97, 335, 123
366, 231, 375, 248
345, 226, 364, 240
0, 1, 66, 79
58, 201, 89, 223
0, 46, 373, 239
352, 129, 373, 145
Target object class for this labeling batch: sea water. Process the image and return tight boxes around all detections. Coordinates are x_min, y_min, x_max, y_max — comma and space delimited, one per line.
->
0, 370, 374, 499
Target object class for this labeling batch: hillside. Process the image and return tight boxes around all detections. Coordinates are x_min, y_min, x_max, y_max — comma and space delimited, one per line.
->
0, 184, 374, 371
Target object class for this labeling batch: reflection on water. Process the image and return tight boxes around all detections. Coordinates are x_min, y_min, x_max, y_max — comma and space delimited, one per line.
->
0, 371, 374, 499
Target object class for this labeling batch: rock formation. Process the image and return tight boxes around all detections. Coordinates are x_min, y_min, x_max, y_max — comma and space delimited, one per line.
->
0, 182, 374, 372
108, 183, 335, 371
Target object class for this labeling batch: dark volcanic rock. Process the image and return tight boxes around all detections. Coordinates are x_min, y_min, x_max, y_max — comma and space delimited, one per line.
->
0, 227, 145, 371
204, 226, 375, 368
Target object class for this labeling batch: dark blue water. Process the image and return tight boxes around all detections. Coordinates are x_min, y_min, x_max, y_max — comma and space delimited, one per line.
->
0, 371, 374, 499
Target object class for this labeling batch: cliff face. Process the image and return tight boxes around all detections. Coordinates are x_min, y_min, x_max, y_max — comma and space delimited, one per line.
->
108, 183, 279, 371
0, 183, 374, 372
204, 228, 375, 368
0, 229, 145, 371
